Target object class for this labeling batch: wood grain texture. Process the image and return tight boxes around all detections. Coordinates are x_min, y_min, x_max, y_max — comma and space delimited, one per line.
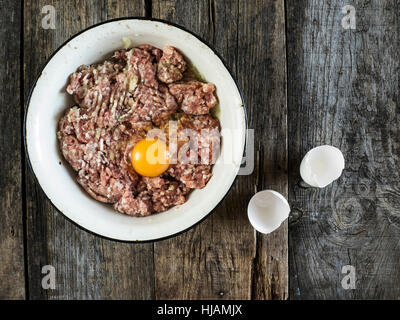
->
152, 0, 288, 299
287, 0, 400, 299
238, 0, 288, 300
23, 0, 155, 300
0, 0, 26, 300
153, 0, 255, 300
4, 0, 398, 300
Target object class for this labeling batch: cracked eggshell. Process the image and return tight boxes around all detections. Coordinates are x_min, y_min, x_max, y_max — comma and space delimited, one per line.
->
300, 145, 345, 188
247, 190, 290, 234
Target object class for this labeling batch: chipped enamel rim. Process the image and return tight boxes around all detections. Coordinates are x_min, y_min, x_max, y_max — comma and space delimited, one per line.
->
24, 17, 247, 242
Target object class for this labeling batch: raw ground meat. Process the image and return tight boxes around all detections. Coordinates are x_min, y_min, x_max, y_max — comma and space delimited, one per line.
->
168, 164, 213, 189
114, 190, 153, 216
58, 44, 221, 217
133, 84, 178, 124
157, 46, 187, 84
160, 113, 221, 165
169, 81, 218, 115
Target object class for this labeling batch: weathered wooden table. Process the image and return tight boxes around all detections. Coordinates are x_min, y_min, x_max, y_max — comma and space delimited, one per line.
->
1, 0, 399, 300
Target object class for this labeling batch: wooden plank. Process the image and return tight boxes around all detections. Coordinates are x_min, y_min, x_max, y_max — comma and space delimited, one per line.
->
152, 0, 255, 300
0, 0, 26, 300
287, 0, 400, 299
237, 0, 288, 300
24, 0, 155, 299
153, 0, 288, 299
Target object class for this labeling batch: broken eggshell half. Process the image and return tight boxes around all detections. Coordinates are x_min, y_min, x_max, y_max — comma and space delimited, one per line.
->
300, 145, 345, 188
247, 190, 290, 234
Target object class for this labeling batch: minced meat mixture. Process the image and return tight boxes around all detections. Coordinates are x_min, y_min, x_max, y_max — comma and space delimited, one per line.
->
58, 44, 220, 217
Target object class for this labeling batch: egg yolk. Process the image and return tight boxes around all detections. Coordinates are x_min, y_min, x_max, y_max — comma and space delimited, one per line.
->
131, 139, 169, 177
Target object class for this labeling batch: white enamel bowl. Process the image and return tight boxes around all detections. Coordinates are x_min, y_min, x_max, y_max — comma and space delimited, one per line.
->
25, 18, 246, 241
